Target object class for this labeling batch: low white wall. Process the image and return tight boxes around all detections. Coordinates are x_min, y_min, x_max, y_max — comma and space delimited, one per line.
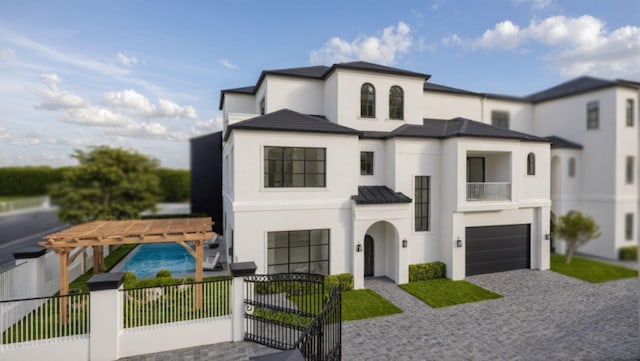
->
119, 317, 232, 358
0, 337, 89, 361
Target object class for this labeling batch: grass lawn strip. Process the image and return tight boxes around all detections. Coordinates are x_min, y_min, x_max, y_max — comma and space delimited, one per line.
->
550, 254, 638, 283
400, 279, 502, 308
290, 288, 402, 322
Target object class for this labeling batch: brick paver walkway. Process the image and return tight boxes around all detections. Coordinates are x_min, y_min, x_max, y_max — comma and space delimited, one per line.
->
120, 270, 639, 360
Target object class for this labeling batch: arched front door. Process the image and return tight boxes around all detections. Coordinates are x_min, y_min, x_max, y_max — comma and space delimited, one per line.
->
364, 235, 374, 277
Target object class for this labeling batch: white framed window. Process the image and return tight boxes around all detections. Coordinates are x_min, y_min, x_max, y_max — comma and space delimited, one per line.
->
491, 111, 509, 129
360, 151, 374, 175
625, 213, 634, 241
360, 83, 375, 118
389, 86, 404, 120
587, 101, 599, 129
415, 176, 430, 232
626, 156, 634, 184
264, 146, 326, 188
267, 229, 330, 274
568, 157, 576, 178
527, 153, 535, 175
626, 99, 634, 127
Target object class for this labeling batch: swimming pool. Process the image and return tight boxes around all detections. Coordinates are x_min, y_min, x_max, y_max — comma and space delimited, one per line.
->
113, 243, 195, 279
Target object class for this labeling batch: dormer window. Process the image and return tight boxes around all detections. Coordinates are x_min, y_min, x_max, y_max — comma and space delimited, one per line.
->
360, 83, 375, 118
389, 86, 404, 120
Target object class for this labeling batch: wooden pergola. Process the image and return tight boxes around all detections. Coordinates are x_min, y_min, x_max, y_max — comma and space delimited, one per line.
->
40, 217, 215, 320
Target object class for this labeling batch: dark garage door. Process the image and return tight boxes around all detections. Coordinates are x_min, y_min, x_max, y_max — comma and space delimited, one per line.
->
466, 224, 530, 276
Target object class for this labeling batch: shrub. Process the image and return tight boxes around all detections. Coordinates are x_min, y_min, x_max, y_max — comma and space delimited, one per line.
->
156, 269, 172, 278
154, 168, 190, 202
409, 262, 446, 282
324, 273, 354, 292
134, 277, 181, 288
619, 246, 638, 261
123, 272, 138, 288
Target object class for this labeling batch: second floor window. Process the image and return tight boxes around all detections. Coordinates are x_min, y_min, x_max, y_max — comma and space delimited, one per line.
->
587, 101, 599, 129
415, 176, 430, 232
626, 156, 634, 184
360, 83, 375, 118
389, 86, 404, 120
264, 146, 325, 188
491, 111, 509, 129
260, 98, 265, 115
625, 213, 634, 241
360, 151, 374, 175
527, 153, 535, 175
627, 99, 634, 127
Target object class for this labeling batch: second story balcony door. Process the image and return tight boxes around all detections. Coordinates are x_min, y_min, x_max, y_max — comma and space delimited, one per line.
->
467, 157, 485, 182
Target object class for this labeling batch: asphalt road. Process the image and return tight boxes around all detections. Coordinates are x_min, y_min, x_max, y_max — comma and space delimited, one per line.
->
0, 208, 68, 270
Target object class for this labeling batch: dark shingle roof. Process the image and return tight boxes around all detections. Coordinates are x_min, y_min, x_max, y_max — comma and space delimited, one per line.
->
330, 61, 430, 79
526, 76, 633, 103
225, 108, 361, 140
423, 82, 478, 95
390, 118, 549, 142
352, 186, 412, 205
545, 136, 583, 149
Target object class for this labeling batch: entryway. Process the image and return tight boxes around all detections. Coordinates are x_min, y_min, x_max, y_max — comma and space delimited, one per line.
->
364, 235, 374, 277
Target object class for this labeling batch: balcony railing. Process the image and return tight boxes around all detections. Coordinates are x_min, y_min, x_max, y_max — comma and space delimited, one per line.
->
467, 182, 511, 201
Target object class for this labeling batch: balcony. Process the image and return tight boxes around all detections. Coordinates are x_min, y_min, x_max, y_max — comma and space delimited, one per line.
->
467, 182, 511, 201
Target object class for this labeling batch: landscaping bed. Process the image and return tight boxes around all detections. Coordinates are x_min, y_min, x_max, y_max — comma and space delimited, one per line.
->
550, 254, 638, 283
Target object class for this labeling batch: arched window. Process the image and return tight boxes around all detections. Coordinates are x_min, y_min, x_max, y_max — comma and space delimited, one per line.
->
389, 86, 404, 120
568, 157, 576, 178
527, 153, 535, 175
360, 83, 375, 118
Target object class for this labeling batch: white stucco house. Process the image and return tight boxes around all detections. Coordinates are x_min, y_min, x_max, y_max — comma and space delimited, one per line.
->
216, 62, 560, 287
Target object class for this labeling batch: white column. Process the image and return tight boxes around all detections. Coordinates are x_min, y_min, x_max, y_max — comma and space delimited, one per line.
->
12, 247, 48, 298
87, 273, 124, 361
229, 262, 257, 342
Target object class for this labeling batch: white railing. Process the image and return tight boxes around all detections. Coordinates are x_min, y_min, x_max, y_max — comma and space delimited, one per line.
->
0, 263, 28, 301
467, 182, 511, 201
0, 196, 49, 214
122, 278, 231, 329
0, 293, 89, 345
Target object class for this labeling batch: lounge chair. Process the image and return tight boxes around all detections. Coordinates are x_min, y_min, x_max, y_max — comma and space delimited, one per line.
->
203, 252, 223, 271
206, 235, 220, 249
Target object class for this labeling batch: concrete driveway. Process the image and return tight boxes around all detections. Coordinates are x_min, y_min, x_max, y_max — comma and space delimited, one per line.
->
120, 269, 639, 360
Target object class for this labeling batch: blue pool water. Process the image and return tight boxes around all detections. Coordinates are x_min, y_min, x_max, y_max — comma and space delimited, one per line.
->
116, 243, 195, 279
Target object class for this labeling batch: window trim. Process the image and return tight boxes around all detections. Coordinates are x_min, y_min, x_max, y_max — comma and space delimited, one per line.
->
587, 101, 599, 130
360, 83, 376, 118
414, 176, 430, 232
389, 85, 404, 120
527, 153, 536, 175
360, 151, 374, 175
264, 146, 326, 188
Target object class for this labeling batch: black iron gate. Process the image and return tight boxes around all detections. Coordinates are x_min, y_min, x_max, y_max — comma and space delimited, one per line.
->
244, 273, 342, 360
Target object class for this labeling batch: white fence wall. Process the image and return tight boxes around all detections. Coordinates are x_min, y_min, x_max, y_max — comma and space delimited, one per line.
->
0, 262, 28, 301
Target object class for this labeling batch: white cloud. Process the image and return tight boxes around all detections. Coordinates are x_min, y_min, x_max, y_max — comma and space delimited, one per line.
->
0, 127, 10, 138
310, 22, 413, 65
512, 0, 552, 10
103, 121, 185, 140
0, 47, 15, 59
191, 117, 222, 135
447, 15, 640, 79
220, 59, 238, 70
116, 52, 138, 66
10, 137, 41, 146
63, 107, 132, 127
36, 73, 89, 110
102, 89, 198, 119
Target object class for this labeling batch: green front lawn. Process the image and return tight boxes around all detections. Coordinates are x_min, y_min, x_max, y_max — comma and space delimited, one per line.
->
400, 279, 502, 308
550, 254, 638, 283
290, 288, 402, 322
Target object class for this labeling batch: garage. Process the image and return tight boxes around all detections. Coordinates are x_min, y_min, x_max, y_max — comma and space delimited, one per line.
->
466, 224, 530, 276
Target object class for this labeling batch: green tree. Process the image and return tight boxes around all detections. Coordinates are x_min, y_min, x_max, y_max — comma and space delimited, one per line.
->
49, 146, 162, 225
553, 210, 601, 264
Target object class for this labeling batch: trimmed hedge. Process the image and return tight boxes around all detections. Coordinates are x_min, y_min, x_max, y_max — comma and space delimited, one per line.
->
0, 166, 68, 196
154, 168, 190, 202
255, 273, 354, 295
409, 262, 446, 282
619, 246, 638, 261
324, 273, 354, 292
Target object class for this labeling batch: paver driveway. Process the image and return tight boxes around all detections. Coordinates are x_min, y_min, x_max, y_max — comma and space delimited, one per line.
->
120, 270, 639, 361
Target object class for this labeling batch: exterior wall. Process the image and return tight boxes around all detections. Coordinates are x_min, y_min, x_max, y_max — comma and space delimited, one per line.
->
265, 76, 325, 115
422, 92, 480, 120
324, 73, 338, 122
483, 98, 534, 133
334, 69, 425, 131
222, 93, 255, 120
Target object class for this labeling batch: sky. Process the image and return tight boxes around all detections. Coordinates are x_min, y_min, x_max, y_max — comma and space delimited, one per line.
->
0, 0, 638, 169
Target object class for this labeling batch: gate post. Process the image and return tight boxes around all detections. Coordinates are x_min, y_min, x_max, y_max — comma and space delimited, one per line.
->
229, 262, 256, 342
87, 272, 124, 361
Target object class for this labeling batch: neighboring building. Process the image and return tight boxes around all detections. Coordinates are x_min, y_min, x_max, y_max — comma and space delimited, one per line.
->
212, 62, 555, 288
190, 131, 223, 234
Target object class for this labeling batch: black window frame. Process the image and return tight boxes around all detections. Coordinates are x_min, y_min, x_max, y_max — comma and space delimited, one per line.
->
527, 152, 536, 175
626, 156, 634, 184
587, 101, 599, 129
414, 176, 430, 232
264, 146, 326, 188
360, 83, 376, 118
491, 110, 509, 129
626, 99, 634, 127
260, 97, 265, 115
625, 213, 634, 241
360, 151, 374, 175
389, 85, 404, 120
267, 229, 330, 275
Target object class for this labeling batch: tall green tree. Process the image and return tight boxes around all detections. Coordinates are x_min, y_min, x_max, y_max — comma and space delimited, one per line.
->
553, 210, 601, 264
49, 146, 162, 225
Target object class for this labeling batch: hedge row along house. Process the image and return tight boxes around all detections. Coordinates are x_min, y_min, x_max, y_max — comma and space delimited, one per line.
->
191, 61, 638, 288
